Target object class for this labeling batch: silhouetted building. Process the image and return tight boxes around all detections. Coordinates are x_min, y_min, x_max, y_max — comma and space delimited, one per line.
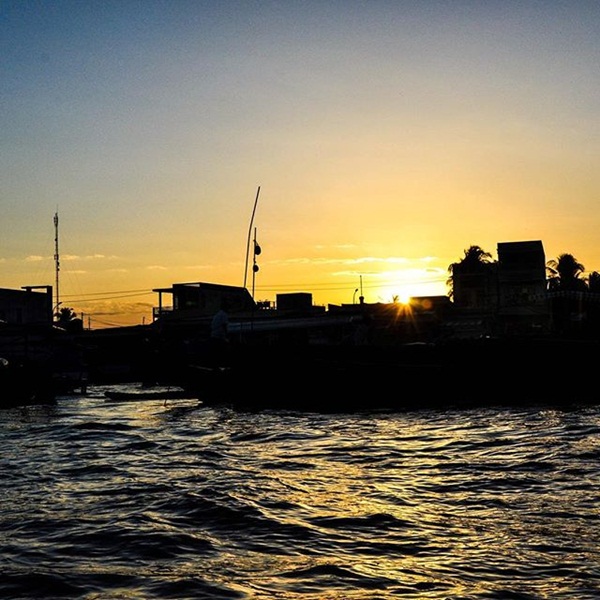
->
452, 260, 498, 311
0, 286, 53, 326
152, 282, 256, 322
447, 240, 550, 338
496, 240, 550, 336
276, 292, 317, 313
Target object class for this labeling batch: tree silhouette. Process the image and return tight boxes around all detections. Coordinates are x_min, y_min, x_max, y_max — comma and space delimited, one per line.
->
587, 272, 600, 338
546, 253, 590, 337
546, 253, 588, 291
447, 245, 494, 299
55, 307, 82, 332
57, 306, 77, 323
588, 271, 600, 292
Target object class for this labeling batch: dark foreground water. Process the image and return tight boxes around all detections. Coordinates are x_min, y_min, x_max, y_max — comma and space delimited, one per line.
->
1, 384, 599, 600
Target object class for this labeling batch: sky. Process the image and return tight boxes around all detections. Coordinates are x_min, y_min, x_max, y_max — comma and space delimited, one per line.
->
2, 1, 599, 328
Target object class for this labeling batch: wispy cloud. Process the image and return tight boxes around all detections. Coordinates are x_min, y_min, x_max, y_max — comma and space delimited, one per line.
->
25, 253, 114, 262
184, 265, 213, 270
268, 255, 440, 267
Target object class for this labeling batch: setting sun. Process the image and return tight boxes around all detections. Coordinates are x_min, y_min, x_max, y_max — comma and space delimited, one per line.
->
364, 266, 448, 307
397, 291, 412, 305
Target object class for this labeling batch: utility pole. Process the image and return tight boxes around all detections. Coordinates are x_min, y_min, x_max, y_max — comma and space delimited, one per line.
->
244, 186, 261, 290
251, 226, 261, 300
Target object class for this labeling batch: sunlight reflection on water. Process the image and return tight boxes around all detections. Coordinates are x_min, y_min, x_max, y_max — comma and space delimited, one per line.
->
1, 388, 599, 599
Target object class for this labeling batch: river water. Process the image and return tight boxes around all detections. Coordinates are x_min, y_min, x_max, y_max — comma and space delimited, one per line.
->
1, 384, 599, 599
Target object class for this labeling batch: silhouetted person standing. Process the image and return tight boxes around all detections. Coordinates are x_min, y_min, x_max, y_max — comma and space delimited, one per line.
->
210, 301, 229, 366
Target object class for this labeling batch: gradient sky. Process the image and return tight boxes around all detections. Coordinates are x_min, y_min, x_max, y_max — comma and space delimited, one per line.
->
2, 1, 599, 327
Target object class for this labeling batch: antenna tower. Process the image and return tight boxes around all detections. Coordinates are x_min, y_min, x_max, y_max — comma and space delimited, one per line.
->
54, 211, 60, 317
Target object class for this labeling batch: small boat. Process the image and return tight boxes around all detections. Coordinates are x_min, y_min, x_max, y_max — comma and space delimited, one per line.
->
180, 341, 451, 412
104, 386, 197, 402
0, 357, 58, 409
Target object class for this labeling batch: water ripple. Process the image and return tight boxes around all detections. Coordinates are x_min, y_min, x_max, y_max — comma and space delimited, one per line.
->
1, 388, 599, 599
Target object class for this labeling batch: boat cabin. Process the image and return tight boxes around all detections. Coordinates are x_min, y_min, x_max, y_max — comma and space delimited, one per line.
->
152, 282, 257, 322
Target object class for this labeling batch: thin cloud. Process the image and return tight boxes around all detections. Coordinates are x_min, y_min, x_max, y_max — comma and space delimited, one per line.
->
331, 266, 447, 283
184, 265, 213, 270
64, 254, 115, 261
25, 253, 113, 262
267, 255, 439, 267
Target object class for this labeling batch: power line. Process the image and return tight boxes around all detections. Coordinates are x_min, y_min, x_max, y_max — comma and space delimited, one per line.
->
253, 276, 448, 293
60, 288, 153, 298
88, 316, 138, 328
59, 275, 449, 304
61, 290, 154, 303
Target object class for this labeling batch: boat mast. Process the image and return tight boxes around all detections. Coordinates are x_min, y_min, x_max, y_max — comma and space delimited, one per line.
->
54, 211, 60, 318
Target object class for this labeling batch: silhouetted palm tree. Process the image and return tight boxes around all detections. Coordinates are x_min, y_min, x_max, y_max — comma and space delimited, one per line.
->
546, 253, 588, 291
587, 272, 600, 338
546, 253, 590, 338
55, 307, 82, 332
447, 245, 494, 298
57, 306, 77, 323
588, 271, 600, 292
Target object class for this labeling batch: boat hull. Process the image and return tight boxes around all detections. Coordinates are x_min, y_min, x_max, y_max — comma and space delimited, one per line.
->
180, 338, 600, 412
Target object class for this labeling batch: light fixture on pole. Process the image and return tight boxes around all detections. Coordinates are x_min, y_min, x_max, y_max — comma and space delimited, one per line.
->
251, 228, 261, 300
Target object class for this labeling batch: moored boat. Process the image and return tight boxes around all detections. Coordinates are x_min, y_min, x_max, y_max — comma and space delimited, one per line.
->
179, 337, 600, 412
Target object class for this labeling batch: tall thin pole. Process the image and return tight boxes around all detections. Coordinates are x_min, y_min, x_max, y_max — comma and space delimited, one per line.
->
54, 211, 60, 318
251, 227, 259, 300
243, 186, 261, 290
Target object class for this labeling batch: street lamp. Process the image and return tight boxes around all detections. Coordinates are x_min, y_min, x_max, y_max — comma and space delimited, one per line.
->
353, 288, 359, 304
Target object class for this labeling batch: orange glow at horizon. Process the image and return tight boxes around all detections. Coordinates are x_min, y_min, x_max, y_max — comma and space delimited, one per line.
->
2, 3, 599, 328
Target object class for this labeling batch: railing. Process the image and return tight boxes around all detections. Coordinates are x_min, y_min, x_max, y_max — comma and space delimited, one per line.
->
152, 306, 173, 321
